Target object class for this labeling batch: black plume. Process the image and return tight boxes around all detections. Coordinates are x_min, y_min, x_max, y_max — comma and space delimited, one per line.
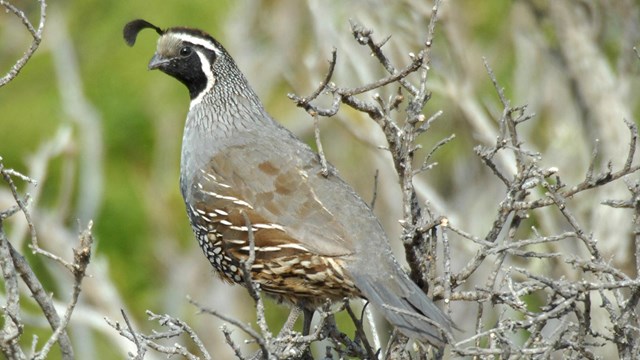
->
123, 19, 164, 46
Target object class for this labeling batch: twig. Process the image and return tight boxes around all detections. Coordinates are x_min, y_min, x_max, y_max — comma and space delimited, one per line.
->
32, 222, 94, 360
0, 0, 47, 87
513, 121, 640, 210
1, 157, 76, 360
0, 222, 25, 359
370, 170, 379, 209
313, 113, 329, 176
440, 218, 453, 316
344, 302, 377, 359
120, 310, 144, 359
107, 310, 212, 360
483, 57, 510, 110
221, 325, 246, 360
623, 118, 637, 171
240, 211, 272, 357
415, 134, 455, 175
291, 48, 337, 110
189, 296, 266, 350
289, 52, 424, 120
349, 21, 418, 96
7, 243, 74, 359
151, 311, 212, 360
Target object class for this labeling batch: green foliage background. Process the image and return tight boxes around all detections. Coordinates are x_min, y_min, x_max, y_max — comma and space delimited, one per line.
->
1, 0, 639, 358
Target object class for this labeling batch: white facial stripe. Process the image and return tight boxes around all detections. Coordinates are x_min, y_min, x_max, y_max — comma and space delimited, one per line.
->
189, 51, 215, 109
173, 33, 222, 55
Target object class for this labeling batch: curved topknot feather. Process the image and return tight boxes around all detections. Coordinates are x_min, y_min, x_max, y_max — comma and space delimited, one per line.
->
123, 19, 164, 46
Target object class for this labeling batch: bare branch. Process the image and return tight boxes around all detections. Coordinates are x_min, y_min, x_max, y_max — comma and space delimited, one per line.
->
0, 0, 47, 87
0, 222, 25, 360
32, 222, 93, 360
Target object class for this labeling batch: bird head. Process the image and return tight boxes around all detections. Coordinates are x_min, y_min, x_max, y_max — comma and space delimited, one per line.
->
123, 19, 228, 101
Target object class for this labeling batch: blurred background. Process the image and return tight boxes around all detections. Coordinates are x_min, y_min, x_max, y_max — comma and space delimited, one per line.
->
1, 0, 640, 358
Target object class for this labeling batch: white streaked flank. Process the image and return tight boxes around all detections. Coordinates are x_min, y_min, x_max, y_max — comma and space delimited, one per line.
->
200, 170, 232, 188
226, 239, 245, 245
232, 199, 253, 208
259, 246, 282, 252
229, 225, 252, 232
277, 243, 309, 251
201, 190, 241, 202
253, 223, 285, 231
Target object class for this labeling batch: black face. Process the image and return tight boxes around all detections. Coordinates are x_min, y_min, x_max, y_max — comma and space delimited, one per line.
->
151, 45, 208, 99
151, 44, 219, 100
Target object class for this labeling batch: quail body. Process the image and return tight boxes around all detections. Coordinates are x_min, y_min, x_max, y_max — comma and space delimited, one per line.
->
124, 19, 452, 347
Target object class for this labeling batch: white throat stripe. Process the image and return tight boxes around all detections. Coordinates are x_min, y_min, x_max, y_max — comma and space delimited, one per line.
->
189, 51, 216, 110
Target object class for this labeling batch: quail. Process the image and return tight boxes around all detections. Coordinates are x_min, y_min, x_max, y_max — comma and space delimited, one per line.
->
123, 19, 453, 347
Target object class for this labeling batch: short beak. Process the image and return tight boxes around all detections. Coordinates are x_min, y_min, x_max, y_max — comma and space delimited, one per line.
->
148, 53, 167, 70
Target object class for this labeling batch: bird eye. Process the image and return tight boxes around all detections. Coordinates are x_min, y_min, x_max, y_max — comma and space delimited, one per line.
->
179, 46, 192, 56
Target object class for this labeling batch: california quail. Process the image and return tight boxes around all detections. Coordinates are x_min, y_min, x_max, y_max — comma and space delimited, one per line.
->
123, 19, 453, 347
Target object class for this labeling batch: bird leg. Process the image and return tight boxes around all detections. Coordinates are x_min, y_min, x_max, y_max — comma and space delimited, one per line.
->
302, 308, 315, 335
277, 306, 302, 337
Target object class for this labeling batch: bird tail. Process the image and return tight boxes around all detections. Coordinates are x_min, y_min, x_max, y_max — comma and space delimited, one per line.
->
352, 266, 453, 348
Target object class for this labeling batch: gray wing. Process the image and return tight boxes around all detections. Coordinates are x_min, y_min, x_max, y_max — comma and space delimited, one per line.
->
192, 128, 361, 257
